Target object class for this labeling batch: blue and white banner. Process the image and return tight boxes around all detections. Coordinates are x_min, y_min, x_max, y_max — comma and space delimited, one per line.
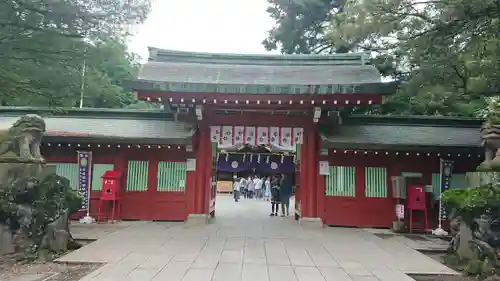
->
439, 159, 454, 221
77, 151, 92, 212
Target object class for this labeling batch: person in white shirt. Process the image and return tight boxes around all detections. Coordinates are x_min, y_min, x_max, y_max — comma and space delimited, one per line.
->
239, 177, 247, 199
233, 178, 241, 202
254, 176, 264, 199
247, 176, 255, 199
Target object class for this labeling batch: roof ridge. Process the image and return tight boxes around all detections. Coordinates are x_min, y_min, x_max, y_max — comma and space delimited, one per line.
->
148, 47, 370, 66
0, 106, 167, 113
345, 114, 483, 127
0, 107, 179, 121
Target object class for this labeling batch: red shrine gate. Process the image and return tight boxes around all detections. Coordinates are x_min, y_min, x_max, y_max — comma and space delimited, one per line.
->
125, 48, 399, 225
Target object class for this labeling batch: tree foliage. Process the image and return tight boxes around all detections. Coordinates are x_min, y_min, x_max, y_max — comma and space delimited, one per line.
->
265, 0, 500, 116
263, 0, 345, 54
327, 0, 500, 116
0, 0, 152, 108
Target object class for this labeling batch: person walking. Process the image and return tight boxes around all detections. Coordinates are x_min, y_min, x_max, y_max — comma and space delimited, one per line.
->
254, 176, 263, 199
233, 178, 241, 202
247, 176, 255, 199
264, 177, 271, 201
279, 173, 293, 217
240, 177, 248, 199
270, 176, 280, 216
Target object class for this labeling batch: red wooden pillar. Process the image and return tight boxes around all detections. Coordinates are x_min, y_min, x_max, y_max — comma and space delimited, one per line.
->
114, 153, 127, 220
300, 125, 319, 219
299, 128, 310, 218
316, 137, 326, 219
310, 128, 320, 218
185, 133, 199, 215
146, 153, 159, 220
201, 126, 212, 214
192, 124, 212, 215
355, 165, 366, 227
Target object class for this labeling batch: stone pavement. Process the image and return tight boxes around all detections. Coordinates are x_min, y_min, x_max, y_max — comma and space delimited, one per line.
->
60, 195, 457, 281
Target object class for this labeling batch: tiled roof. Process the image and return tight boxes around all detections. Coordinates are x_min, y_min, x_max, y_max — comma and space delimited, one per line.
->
321, 124, 481, 150
0, 112, 195, 144
127, 48, 394, 95
139, 61, 382, 86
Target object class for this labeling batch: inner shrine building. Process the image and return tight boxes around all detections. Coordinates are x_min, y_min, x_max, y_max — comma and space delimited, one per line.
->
0, 48, 483, 228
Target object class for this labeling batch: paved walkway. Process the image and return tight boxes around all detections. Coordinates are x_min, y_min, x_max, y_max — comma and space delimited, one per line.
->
60, 195, 456, 281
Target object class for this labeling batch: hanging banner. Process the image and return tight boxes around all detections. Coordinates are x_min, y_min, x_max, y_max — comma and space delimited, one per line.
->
217, 155, 253, 172
209, 126, 303, 150
293, 128, 304, 144
269, 127, 280, 146
234, 126, 244, 144
255, 156, 295, 173
438, 159, 454, 221
221, 126, 233, 146
257, 127, 269, 145
77, 151, 92, 212
280, 127, 292, 146
244, 126, 256, 145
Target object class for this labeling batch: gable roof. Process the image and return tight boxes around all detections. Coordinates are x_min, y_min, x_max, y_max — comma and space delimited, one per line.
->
321, 115, 483, 151
126, 48, 396, 95
0, 107, 195, 144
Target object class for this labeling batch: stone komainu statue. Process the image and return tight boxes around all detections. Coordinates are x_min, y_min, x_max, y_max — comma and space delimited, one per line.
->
0, 114, 46, 162
480, 123, 500, 170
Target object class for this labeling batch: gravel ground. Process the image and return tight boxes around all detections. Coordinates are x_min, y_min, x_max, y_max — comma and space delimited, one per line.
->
0, 259, 103, 281
411, 275, 475, 281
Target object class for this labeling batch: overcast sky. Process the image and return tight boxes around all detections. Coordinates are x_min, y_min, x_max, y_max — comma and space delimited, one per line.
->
127, 0, 278, 60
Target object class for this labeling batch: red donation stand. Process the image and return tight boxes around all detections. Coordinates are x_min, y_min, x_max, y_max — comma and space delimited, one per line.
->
407, 185, 428, 233
97, 170, 121, 223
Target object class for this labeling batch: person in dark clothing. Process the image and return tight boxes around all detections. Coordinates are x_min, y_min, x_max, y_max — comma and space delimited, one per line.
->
279, 173, 293, 216
270, 176, 280, 216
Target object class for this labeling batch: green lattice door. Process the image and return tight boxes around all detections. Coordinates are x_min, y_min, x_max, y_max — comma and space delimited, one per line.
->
365, 167, 388, 198
325, 166, 356, 197
157, 161, 187, 192
126, 160, 149, 192
55, 163, 79, 191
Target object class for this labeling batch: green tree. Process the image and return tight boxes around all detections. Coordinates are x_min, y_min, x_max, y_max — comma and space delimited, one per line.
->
327, 0, 500, 116
0, 0, 152, 108
263, 0, 345, 54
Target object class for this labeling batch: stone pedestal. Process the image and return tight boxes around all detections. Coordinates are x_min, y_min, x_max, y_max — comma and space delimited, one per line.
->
186, 214, 210, 226
457, 223, 475, 259
299, 217, 324, 228
0, 224, 14, 255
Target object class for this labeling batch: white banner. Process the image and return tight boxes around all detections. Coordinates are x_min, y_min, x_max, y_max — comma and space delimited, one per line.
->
280, 127, 292, 146
293, 128, 304, 144
221, 126, 233, 146
244, 126, 256, 145
269, 127, 280, 146
257, 127, 269, 145
234, 126, 244, 144
210, 126, 220, 143
210, 126, 303, 149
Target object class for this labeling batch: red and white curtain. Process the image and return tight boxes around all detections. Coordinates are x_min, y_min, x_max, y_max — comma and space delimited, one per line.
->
210, 126, 303, 150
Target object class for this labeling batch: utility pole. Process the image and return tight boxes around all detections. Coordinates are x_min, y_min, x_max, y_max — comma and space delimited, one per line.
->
79, 45, 89, 109
79, 56, 86, 109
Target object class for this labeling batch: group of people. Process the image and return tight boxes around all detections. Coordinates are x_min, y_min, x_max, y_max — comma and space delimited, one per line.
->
232, 174, 293, 217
